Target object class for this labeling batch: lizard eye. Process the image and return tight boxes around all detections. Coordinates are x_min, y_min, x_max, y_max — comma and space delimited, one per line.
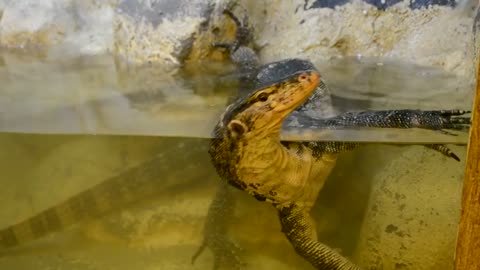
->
257, 92, 269, 102
298, 73, 309, 81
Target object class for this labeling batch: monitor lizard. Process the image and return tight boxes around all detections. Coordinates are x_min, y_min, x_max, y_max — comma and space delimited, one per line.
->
192, 9, 471, 270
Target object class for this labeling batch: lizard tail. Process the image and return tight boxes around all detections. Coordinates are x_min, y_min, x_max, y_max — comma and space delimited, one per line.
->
0, 186, 106, 248
0, 159, 156, 249
0, 151, 199, 250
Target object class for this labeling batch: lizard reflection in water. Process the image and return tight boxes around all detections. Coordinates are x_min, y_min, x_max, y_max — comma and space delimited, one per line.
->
192, 9, 470, 270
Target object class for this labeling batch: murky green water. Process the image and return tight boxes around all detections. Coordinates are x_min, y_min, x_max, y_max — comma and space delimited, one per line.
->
0, 50, 472, 269
0, 133, 467, 269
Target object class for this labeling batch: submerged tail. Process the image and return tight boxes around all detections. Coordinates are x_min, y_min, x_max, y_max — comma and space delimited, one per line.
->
0, 142, 212, 249
0, 158, 161, 248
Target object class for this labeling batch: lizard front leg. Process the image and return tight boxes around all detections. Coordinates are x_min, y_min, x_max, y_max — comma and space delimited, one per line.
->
315, 109, 471, 134
278, 204, 361, 270
192, 182, 245, 269
305, 109, 470, 160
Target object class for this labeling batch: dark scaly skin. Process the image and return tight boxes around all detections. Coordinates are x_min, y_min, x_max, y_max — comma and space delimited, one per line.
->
194, 9, 471, 270
301, 109, 470, 134
300, 109, 469, 161
0, 141, 213, 251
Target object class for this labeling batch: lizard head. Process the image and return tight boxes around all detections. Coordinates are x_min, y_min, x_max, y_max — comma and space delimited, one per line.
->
221, 70, 320, 139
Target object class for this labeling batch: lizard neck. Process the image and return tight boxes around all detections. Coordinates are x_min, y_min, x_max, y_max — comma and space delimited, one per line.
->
239, 131, 287, 172
211, 126, 337, 208
231, 128, 318, 205
210, 126, 288, 191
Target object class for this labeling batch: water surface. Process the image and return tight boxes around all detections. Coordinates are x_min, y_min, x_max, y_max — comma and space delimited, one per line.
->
0, 51, 473, 143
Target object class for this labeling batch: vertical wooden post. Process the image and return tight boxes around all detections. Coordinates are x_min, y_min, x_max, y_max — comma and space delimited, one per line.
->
454, 50, 480, 269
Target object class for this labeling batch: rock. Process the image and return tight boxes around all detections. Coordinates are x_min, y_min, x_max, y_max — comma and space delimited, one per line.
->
0, 0, 233, 70
0, 0, 115, 55
114, 0, 221, 68
352, 145, 465, 269
246, 0, 476, 79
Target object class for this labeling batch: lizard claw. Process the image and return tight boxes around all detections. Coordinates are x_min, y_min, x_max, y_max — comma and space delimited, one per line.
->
406, 110, 471, 133
412, 109, 471, 133
438, 109, 471, 116
425, 144, 461, 161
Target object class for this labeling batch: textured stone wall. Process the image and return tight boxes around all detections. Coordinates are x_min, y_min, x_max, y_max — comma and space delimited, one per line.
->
0, 0, 229, 69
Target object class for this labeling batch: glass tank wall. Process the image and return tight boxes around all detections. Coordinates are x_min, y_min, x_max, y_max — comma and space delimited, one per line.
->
0, 0, 477, 269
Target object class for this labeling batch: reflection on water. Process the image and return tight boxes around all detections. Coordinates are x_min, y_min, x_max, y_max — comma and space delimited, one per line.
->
0, 133, 466, 269
315, 57, 474, 110
0, 51, 229, 138
0, 50, 473, 143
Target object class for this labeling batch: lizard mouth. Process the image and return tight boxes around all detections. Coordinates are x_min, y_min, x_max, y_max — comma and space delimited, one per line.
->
272, 71, 320, 114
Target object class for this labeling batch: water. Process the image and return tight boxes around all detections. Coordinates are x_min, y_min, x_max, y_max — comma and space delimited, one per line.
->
0, 51, 472, 269
0, 133, 466, 269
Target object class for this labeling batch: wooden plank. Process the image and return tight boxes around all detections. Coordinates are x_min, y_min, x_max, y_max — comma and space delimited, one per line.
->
454, 52, 480, 269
